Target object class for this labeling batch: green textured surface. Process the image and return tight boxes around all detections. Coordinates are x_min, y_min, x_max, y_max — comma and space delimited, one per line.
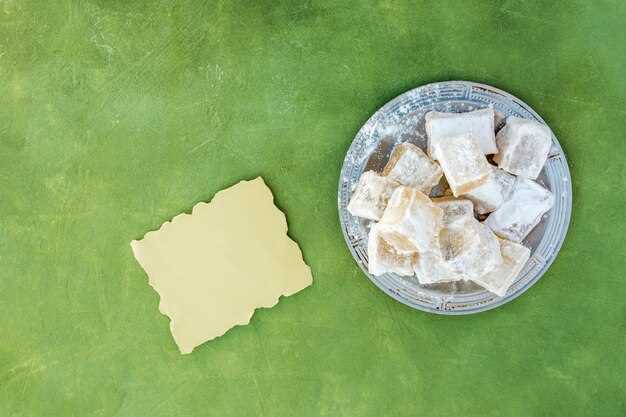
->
1, 0, 625, 416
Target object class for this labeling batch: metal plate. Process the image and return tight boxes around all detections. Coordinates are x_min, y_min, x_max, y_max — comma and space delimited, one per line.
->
338, 81, 572, 314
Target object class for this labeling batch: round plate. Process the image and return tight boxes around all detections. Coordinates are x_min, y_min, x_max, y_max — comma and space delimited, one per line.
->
338, 81, 572, 314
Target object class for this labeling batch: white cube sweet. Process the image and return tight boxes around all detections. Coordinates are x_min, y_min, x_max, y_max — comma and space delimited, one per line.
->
432, 197, 475, 225
472, 239, 531, 296
378, 186, 443, 253
414, 198, 501, 283
484, 177, 554, 242
367, 224, 416, 276
432, 134, 491, 197
347, 171, 399, 221
493, 117, 552, 179
439, 217, 502, 280
414, 250, 464, 285
426, 107, 497, 158
462, 167, 516, 214
382, 142, 443, 194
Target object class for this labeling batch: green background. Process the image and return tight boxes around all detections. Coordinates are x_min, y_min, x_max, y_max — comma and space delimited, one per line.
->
2, 0, 625, 416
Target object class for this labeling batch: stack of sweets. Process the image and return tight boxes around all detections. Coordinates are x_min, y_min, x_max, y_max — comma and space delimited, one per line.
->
347, 107, 555, 297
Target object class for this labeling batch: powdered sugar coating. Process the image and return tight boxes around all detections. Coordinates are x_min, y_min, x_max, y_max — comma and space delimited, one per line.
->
432, 197, 475, 225
494, 117, 552, 179
433, 133, 491, 196
378, 186, 443, 253
347, 171, 399, 221
472, 239, 531, 297
414, 250, 464, 285
383, 142, 443, 193
368, 224, 416, 276
441, 219, 502, 280
426, 107, 497, 158
484, 177, 555, 242
463, 167, 516, 214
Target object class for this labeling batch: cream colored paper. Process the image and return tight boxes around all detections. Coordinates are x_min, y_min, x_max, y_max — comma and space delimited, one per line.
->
130, 177, 313, 354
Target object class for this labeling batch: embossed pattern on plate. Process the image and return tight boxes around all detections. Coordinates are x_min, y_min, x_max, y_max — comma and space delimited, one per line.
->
338, 81, 572, 314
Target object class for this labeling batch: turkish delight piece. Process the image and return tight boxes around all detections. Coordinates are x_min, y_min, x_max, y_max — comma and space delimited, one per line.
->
373, 224, 418, 255
382, 142, 443, 194
472, 239, 531, 296
414, 250, 464, 285
432, 197, 475, 226
379, 186, 443, 253
426, 107, 497, 158
347, 171, 399, 221
367, 224, 416, 276
433, 133, 491, 197
493, 117, 552, 179
439, 217, 502, 280
414, 198, 500, 283
484, 177, 554, 242
462, 167, 516, 214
